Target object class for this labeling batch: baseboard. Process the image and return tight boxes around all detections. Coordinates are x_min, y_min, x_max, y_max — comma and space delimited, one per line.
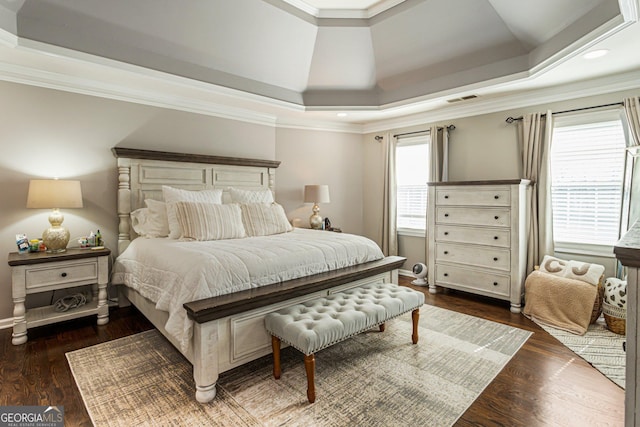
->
399, 269, 413, 277
0, 317, 13, 330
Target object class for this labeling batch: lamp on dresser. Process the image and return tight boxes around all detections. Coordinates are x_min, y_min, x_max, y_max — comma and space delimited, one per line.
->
304, 184, 330, 229
26, 179, 83, 253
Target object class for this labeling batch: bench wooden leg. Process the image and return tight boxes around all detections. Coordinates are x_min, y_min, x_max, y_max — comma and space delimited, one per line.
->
379, 323, 385, 332
412, 309, 419, 344
304, 354, 316, 403
272, 335, 281, 379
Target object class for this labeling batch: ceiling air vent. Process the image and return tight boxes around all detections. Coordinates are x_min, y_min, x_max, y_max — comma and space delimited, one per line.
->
446, 95, 478, 103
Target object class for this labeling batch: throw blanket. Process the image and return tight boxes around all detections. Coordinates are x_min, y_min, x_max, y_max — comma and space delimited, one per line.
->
523, 270, 597, 335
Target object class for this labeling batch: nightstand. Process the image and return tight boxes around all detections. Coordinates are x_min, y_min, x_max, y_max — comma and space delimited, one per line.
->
8, 247, 111, 345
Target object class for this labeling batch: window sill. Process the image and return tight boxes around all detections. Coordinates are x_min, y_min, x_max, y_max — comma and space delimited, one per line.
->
397, 228, 426, 238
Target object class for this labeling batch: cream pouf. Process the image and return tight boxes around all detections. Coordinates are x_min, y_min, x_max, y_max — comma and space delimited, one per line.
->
603, 278, 627, 335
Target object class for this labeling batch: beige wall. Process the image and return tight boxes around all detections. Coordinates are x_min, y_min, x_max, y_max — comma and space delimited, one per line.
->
363, 88, 640, 276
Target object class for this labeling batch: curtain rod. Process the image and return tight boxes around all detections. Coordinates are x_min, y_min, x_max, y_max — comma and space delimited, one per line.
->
505, 101, 623, 123
391, 124, 456, 139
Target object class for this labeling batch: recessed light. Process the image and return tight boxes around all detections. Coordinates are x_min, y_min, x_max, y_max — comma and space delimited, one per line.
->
337, 112, 348, 117
583, 49, 609, 59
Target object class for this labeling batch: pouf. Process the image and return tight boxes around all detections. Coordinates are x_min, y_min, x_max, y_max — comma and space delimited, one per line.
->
603, 277, 627, 335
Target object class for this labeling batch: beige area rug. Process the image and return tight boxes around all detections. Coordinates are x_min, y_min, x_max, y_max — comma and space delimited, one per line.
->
533, 315, 626, 388
67, 305, 531, 426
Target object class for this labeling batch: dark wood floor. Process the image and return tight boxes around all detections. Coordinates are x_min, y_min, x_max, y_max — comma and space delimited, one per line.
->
0, 277, 625, 426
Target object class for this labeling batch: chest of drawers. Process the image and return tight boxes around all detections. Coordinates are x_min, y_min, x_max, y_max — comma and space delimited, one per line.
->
427, 180, 530, 313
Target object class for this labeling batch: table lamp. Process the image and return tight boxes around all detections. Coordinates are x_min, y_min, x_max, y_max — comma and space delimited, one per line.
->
27, 179, 83, 253
304, 184, 330, 229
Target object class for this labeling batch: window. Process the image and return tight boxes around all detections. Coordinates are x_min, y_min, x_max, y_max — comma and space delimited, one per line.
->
396, 135, 430, 231
550, 111, 626, 248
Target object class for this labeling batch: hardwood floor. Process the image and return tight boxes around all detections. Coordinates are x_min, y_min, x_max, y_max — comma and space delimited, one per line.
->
0, 277, 624, 426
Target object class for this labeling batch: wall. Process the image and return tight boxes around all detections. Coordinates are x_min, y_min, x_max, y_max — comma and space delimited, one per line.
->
0, 80, 360, 323
275, 128, 364, 234
363, 88, 640, 277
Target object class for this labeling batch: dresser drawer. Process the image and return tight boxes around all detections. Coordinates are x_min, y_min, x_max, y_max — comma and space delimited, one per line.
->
436, 207, 510, 227
435, 242, 510, 271
25, 259, 98, 291
435, 225, 510, 248
436, 188, 511, 206
434, 264, 510, 296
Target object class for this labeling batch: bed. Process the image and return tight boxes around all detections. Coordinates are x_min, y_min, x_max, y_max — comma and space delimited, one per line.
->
111, 147, 405, 403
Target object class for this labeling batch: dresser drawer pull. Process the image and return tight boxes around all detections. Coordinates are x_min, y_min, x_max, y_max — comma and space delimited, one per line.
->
494, 216, 499, 220
444, 195, 449, 199
60, 272, 67, 278
443, 273, 448, 277
444, 213, 449, 217
444, 231, 449, 235
444, 251, 449, 255
493, 257, 498, 261
494, 236, 499, 240
494, 195, 499, 199
493, 282, 498, 286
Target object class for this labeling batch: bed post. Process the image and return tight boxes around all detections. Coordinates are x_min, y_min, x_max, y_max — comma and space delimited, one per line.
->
116, 157, 132, 256
192, 321, 219, 403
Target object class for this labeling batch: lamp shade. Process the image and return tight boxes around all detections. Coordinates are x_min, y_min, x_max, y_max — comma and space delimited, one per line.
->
304, 185, 330, 204
27, 180, 83, 209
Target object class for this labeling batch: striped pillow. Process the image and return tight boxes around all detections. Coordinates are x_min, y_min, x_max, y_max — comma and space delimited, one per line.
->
174, 202, 246, 241
241, 203, 292, 237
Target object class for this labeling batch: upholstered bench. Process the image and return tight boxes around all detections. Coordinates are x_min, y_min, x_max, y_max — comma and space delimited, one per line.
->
264, 282, 425, 403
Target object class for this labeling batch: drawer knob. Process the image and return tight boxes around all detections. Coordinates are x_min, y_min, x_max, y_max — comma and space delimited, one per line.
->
494, 236, 498, 240
493, 257, 498, 261
494, 195, 499, 199
444, 213, 449, 217
493, 282, 498, 286
494, 216, 499, 220
444, 231, 449, 235
444, 195, 449, 199
61, 272, 67, 278
443, 273, 448, 277
444, 251, 449, 255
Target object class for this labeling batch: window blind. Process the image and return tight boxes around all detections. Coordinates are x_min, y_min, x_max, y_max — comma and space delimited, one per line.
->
550, 119, 626, 246
396, 136, 430, 230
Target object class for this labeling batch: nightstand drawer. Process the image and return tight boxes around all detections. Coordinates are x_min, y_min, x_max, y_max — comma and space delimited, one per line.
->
25, 260, 98, 290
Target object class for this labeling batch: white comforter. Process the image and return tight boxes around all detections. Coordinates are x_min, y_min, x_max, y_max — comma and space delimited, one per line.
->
112, 228, 384, 352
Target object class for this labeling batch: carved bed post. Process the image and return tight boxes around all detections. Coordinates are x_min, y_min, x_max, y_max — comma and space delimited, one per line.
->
192, 321, 219, 403
116, 157, 132, 256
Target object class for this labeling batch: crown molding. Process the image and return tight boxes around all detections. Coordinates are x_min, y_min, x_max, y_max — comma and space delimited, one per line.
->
362, 69, 640, 133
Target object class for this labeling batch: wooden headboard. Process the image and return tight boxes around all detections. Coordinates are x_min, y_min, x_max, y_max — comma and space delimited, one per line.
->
112, 147, 281, 255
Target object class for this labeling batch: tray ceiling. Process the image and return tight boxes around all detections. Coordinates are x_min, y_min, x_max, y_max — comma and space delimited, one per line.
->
0, 0, 638, 127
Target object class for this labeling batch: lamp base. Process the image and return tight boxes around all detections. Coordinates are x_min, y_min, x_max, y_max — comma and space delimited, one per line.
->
309, 214, 323, 230
42, 226, 70, 253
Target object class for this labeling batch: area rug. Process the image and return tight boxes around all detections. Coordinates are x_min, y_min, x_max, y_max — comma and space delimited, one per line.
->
533, 315, 626, 388
67, 305, 531, 426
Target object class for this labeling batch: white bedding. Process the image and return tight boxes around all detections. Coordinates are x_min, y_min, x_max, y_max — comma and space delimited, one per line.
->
112, 228, 384, 352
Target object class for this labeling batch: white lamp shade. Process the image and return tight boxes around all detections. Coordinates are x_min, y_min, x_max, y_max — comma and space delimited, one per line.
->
27, 180, 84, 209
304, 185, 330, 204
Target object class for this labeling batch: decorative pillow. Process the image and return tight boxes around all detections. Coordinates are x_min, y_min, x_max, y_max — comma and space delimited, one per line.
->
162, 186, 223, 239
142, 199, 169, 237
539, 255, 605, 286
174, 202, 246, 241
130, 207, 149, 235
241, 203, 292, 237
229, 187, 274, 204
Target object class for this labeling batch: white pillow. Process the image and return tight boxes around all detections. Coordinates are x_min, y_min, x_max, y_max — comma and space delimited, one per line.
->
229, 187, 274, 204
241, 203, 292, 237
129, 199, 170, 238
162, 186, 223, 239
174, 201, 246, 241
539, 255, 604, 286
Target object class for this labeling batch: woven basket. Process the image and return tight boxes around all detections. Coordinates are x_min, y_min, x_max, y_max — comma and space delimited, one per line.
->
602, 302, 626, 335
589, 278, 604, 324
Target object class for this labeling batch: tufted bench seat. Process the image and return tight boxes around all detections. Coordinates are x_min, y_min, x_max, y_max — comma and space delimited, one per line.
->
264, 282, 425, 403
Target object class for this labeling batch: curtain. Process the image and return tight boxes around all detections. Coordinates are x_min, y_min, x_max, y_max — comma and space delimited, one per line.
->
429, 126, 449, 182
521, 112, 554, 274
381, 133, 398, 256
624, 97, 640, 147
